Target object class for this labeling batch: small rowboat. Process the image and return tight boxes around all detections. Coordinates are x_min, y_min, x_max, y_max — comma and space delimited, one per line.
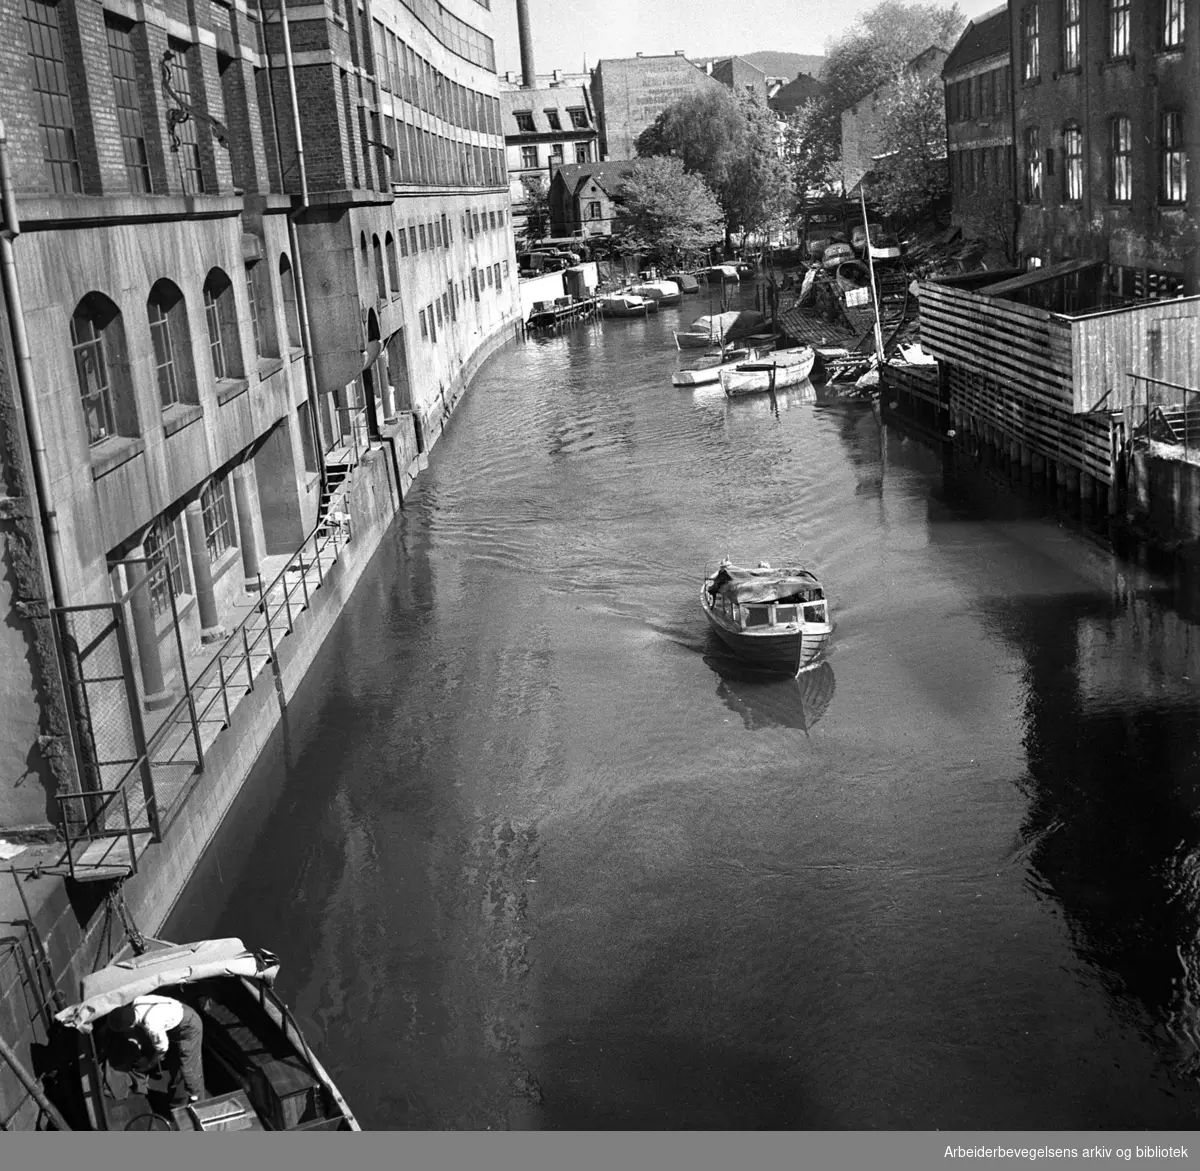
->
719, 346, 815, 397
702, 559, 833, 674
599, 293, 653, 317
672, 346, 765, 386
55, 937, 360, 1132
664, 271, 700, 293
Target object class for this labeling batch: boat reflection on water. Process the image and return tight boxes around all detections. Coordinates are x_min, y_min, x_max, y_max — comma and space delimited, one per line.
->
704, 649, 836, 733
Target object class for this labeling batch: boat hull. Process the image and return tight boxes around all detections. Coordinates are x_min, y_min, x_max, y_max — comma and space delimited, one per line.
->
720, 349, 816, 397
701, 582, 831, 673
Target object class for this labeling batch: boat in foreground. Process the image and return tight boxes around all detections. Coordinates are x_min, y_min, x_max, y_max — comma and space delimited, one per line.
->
719, 346, 816, 397
702, 559, 832, 674
673, 309, 766, 349
55, 937, 359, 1132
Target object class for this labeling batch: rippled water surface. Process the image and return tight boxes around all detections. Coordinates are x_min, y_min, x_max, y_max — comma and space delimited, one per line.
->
168, 289, 1200, 1129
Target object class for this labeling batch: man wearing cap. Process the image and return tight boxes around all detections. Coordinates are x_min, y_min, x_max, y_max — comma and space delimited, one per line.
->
107, 994, 206, 1105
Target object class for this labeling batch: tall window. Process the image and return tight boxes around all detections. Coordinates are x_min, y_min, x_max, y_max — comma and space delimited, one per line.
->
575, 142, 590, 163
24, 0, 82, 193
588, 200, 602, 220
166, 41, 204, 193
245, 261, 278, 359
279, 255, 301, 349
144, 513, 189, 616
105, 16, 151, 193
521, 145, 539, 168
1161, 111, 1187, 204
203, 269, 242, 381
71, 294, 137, 445
1024, 126, 1042, 202
200, 476, 233, 561
1162, 0, 1185, 47
1063, 124, 1084, 201
1021, 5, 1040, 81
373, 234, 387, 299
385, 232, 400, 292
1062, 0, 1081, 69
1109, 116, 1132, 202
147, 280, 195, 409
1109, 0, 1130, 57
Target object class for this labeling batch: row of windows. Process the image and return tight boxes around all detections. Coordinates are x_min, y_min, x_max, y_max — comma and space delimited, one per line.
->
142, 470, 234, 618
946, 66, 1011, 124
23, 0, 504, 198
512, 107, 590, 133
520, 142, 591, 169
950, 146, 1016, 195
372, 18, 500, 134
1021, 0, 1185, 83
70, 255, 302, 447
1020, 114, 1187, 205
416, 261, 507, 342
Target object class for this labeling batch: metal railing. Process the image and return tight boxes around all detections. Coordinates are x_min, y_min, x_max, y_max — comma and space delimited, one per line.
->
55, 787, 138, 882
144, 485, 356, 825
1128, 372, 1200, 460
331, 404, 372, 467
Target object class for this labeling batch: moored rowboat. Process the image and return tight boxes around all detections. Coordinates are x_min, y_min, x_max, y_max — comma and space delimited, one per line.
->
719, 346, 816, 397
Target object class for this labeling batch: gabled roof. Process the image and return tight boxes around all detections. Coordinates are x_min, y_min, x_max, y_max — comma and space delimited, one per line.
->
552, 161, 638, 197
943, 6, 1010, 74
500, 85, 593, 134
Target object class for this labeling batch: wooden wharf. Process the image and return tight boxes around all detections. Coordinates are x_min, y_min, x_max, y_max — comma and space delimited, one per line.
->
526, 296, 599, 333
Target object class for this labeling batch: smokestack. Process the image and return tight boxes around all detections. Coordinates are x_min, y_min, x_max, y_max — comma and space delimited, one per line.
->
516, 0, 536, 89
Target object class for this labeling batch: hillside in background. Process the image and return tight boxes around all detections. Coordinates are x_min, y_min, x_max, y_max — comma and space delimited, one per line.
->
739, 50, 826, 79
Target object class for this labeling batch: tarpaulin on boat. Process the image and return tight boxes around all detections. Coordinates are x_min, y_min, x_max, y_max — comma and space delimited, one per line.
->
689, 310, 765, 340
55, 938, 280, 1033
710, 564, 823, 603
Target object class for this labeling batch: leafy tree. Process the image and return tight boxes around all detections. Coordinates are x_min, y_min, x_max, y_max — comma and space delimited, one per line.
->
785, 0, 965, 197
518, 175, 552, 243
636, 88, 794, 249
611, 156, 725, 267
872, 72, 949, 218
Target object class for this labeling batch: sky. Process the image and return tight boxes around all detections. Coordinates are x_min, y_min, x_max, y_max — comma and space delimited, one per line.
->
490, 0, 1007, 76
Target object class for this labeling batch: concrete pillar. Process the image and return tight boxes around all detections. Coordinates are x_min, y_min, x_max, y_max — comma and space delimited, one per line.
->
380, 359, 398, 423
124, 545, 174, 711
232, 463, 262, 592
184, 500, 226, 644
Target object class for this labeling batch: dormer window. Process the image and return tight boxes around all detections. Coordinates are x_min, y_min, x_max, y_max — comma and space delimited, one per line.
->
568, 107, 588, 128
545, 109, 561, 130
515, 111, 535, 132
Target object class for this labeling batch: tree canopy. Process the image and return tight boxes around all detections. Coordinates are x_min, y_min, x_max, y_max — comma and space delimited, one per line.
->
786, 0, 965, 197
611, 156, 725, 266
871, 72, 949, 218
636, 87, 794, 247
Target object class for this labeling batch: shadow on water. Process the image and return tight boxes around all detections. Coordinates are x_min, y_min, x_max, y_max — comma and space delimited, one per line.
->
704, 651, 836, 734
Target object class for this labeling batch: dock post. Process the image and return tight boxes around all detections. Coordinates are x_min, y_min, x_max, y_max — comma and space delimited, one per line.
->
1080, 470, 1096, 506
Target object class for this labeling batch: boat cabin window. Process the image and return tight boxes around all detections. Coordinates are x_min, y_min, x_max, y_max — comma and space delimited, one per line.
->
743, 605, 772, 627
774, 605, 798, 623
803, 601, 827, 623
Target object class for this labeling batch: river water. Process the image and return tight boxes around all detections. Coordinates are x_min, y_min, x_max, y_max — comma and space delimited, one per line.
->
166, 287, 1200, 1130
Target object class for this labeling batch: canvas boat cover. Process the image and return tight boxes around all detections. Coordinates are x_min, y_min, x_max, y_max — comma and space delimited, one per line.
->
688, 310, 766, 340
709, 562, 823, 604
55, 938, 281, 1033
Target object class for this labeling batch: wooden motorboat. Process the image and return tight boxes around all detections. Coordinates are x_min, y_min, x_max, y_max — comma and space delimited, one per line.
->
703, 264, 740, 283
599, 293, 652, 318
672, 346, 764, 386
54, 937, 359, 1132
630, 279, 682, 306
719, 346, 816, 397
664, 271, 700, 293
702, 559, 832, 674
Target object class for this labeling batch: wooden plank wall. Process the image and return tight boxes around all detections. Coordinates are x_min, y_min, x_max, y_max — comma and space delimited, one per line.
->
918, 282, 1074, 411
881, 364, 942, 407
1071, 297, 1200, 412
947, 366, 1114, 485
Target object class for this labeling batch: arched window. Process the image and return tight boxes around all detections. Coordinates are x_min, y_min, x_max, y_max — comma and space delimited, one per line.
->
1063, 123, 1084, 202
147, 279, 197, 409
70, 293, 137, 445
279, 254, 301, 350
244, 260, 279, 360
1023, 125, 1042, 203
385, 232, 400, 293
373, 233, 387, 299
202, 268, 243, 381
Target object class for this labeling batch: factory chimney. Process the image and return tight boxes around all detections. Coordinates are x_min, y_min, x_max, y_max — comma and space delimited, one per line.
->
516, 0, 536, 88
